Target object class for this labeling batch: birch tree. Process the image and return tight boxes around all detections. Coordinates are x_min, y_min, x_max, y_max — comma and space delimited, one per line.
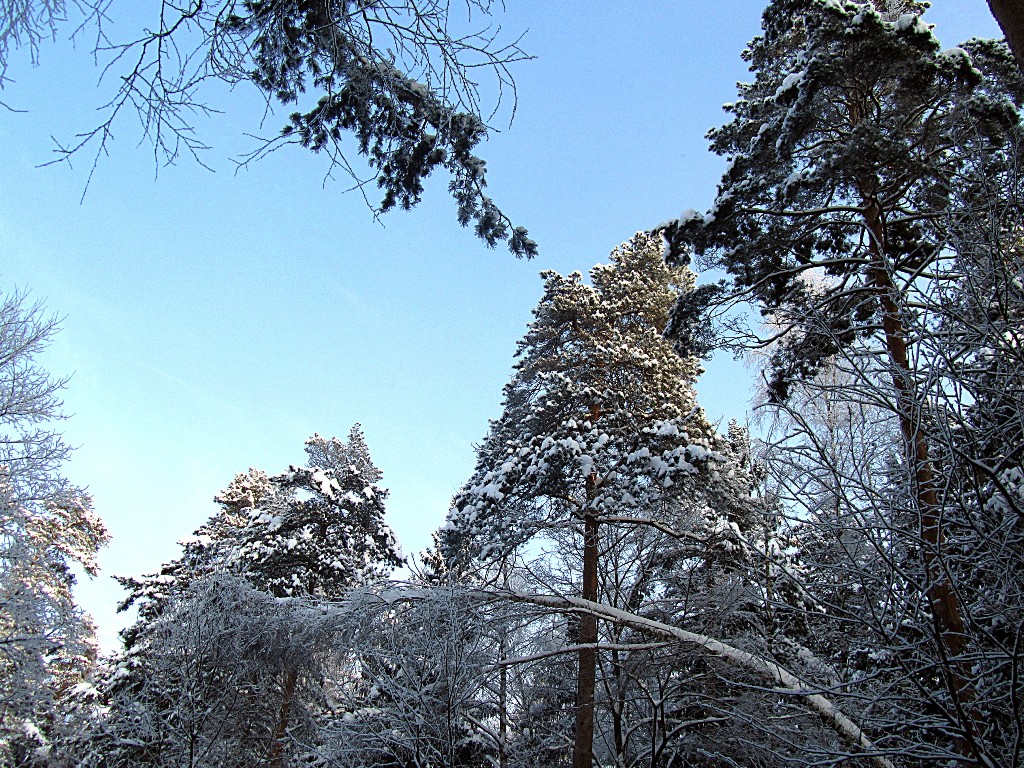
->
0, 290, 108, 766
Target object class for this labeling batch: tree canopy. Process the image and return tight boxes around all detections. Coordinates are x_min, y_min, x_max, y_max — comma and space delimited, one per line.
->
0, 0, 536, 256
3, 2, 1024, 767
0, 290, 109, 765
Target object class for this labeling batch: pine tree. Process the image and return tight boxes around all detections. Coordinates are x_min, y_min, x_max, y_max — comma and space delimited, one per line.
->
90, 427, 401, 768
121, 425, 401, 618
987, 0, 1024, 72
665, 0, 1021, 403
0, 1, 536, 256
662, 2, 1024, 762
434, 233, 757, 768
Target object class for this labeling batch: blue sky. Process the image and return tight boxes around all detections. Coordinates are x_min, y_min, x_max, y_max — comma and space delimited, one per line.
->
0, 1, 1001, 649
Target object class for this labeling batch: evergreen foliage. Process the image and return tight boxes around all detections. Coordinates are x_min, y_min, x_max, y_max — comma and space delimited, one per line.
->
67, 429, 402, 768
433, 233, 787, 768
5, 3, 1024, 767
436, 232, 752, 572
663, 0, 1023, 400
661, 1, 1024, 763
119, 426, 402, 624
0, 1, 536, 257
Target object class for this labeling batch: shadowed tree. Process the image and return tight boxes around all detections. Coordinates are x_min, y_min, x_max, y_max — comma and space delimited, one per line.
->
988, 0, 1024, 72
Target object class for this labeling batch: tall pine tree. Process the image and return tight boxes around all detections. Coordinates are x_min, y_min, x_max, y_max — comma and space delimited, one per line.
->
663, 2, 1024, 763
434, 233, 757, 768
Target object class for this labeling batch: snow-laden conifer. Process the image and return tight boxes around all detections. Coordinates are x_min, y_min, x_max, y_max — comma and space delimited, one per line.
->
433, 233, 767, 768
662, 2, 1024, 763
77, 427, 401, 768
120, 425, 401, 621
437, 232, 753, 573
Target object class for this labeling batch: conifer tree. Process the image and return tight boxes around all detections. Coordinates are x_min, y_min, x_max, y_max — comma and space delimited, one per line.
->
662, 2, 1024, 762
435, 233, 757, 768
121, 425, 401, 618
987, 0, 1024, 72
88, 427, 401, 768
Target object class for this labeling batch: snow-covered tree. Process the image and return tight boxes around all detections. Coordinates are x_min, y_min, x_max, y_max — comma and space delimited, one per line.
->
436, 232, 752, 571
64, 579, 504, 768
0, 289, 108, 765
662, 2, 1024, 763
85, 427, 402, 767
320, 586, 498, 768
0, 1, 535, 256
434, 232, 761, 768
60, 575, 345, 768
907, 184, 1024, 764
121, 425, 401, 619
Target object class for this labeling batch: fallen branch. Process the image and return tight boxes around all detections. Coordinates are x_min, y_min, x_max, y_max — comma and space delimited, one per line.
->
493, 589, 895, 768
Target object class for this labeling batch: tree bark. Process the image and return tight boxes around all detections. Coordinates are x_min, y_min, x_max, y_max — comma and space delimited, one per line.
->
609, 647, 625, 767
988, 0, 1024, 73
861, 196, 978, 761
269, 667, 298, 768
573, 403, 603, 768
499, 646, 508, 768
572, 510, 599, 768
863, 199, 966, 642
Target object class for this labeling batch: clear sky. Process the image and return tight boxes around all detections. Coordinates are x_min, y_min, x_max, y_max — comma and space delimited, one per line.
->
0, 1, 1002, 649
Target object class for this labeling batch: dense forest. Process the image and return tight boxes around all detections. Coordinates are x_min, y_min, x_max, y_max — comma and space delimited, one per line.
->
2, 1, 1023, 767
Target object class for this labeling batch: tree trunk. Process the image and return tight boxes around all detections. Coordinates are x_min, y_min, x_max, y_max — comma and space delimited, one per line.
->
609, 646, 625, 767
269, 667, 298, 768
988, 0, 1024, 73
573, 404, 603, 768
861, 196, 978, 760
499, 646, 508, 768
508, 591, 896, 768
499, 560, 510, 768
573, 510, 600, 768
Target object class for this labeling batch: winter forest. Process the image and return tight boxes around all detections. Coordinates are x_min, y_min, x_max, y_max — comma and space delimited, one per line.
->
3, 0, 1024, 766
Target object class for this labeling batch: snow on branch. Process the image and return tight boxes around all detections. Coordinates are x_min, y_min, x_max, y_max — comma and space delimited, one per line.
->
489, 589, 896, 768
